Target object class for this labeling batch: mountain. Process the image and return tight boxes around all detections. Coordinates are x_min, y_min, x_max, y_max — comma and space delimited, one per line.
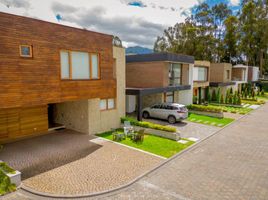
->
126, 46, 153, 55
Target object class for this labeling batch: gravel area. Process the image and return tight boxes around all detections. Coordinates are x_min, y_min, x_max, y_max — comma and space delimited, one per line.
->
22, 137, 163, 195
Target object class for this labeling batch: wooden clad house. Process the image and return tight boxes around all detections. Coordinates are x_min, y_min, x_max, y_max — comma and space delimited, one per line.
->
0, 12, 125, 143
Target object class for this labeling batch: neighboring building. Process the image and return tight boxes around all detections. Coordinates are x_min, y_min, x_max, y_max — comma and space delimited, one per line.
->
232, 64, 249, 92
248, 66, 260, 83
209, 63, 236, 96
126, 53, 194, 121
193, 61, 210, 104
0, 12, 125, 144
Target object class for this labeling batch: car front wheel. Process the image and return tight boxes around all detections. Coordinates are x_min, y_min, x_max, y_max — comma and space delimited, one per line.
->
168, 115, 176, 124
143, 111, 150, 119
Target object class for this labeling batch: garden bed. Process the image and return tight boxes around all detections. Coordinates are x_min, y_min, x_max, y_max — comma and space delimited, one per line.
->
97, 130, 194, 158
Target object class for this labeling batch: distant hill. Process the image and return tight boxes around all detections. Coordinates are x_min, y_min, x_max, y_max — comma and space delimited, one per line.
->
126, 46, 153, 55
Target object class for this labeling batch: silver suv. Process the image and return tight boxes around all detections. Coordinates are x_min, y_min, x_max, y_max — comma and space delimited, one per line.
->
142, 103, 188, 124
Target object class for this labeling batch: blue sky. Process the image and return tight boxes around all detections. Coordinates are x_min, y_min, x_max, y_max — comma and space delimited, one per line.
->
0, 0, 241, 47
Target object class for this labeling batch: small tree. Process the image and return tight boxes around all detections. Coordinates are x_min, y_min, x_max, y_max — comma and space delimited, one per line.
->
237, 95, 241, 105
212, 89, 217, 102
207, 91, 211, 103
230, 87, 233, 94
251, 89, 255, 99
225, 89, 230, 104
228, 94, 233, 104
217, 88, 221, 103
220, 94, 224, 104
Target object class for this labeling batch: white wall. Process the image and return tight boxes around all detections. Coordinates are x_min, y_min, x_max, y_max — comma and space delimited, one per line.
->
252, 67, 260, 81
126, 95, 136, 113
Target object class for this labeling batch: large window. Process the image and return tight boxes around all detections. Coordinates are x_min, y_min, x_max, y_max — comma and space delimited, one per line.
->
197, 67, 208, 81
60, 50, 100, 80
169, 63, 181, 85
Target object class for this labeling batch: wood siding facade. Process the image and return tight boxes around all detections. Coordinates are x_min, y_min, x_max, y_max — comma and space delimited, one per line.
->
0, 12, 116, 143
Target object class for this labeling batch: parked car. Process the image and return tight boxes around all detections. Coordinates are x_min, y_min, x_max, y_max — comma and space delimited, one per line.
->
142, 103, 188, 124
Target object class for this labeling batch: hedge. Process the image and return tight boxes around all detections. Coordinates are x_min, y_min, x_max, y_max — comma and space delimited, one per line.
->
241, 100, 265, 105
0, 164, 16, 195
121, 117, 177, 132
187, 104, 223, 113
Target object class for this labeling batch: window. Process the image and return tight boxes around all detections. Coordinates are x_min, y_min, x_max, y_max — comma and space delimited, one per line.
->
99, 99, 107, 110
169, 63, 181, 85
197, 67, 208, 81
226, 70, 230, 79
20, 45, 32, 57
60, 50, 100, 80
91, 54, 99, 79
60, 51, 70, 79
100, 98, 115, 110
164, 92, 174, 103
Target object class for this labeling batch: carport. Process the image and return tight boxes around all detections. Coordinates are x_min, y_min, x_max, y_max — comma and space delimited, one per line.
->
126, 85, 191, 121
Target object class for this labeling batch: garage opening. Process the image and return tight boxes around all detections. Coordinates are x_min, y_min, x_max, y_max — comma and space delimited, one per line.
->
48, 104, 65, 131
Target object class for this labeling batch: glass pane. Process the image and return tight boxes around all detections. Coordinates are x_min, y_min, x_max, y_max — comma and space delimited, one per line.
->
198, 67, 207, 81
173, 63, 181, 78
91, 54, 99, 79
100, 99, 107, 110
60, 51, 69, 79
71, 52, 90, 79
21, 46, 31, 56
108, 99, 115, 109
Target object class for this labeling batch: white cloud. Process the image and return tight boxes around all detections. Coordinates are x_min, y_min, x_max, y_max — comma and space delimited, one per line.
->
230, 0, 240, 6
0, 0, 200, 47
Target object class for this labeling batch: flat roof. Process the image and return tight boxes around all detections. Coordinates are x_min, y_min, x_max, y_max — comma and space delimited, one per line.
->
126, 85, 191, 96
209, 82, 236, 87
126, 52, 194, 64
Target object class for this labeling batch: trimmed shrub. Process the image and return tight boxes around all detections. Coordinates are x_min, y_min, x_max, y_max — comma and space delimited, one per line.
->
220, 94, 224, 104
121, 117, 177, 132
0, 168, 16, 195
187, 104, 223, 113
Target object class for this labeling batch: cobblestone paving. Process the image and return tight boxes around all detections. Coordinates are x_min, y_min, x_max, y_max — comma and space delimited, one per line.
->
0, 130, 102, 180
146, 119, 220, 140
23, 138, 162, 195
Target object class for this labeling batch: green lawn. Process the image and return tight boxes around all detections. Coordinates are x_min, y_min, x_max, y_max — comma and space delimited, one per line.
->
209, 104, 253, 115
187, 113, 234, 127
97, 130, 194, 158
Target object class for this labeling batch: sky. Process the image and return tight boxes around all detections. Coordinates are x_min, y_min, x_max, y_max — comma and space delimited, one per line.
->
0, 0, 241, 48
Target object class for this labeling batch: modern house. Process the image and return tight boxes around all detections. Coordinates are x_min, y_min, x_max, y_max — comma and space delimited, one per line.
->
248, 66, 260, 83
193, 61, 210, 104
0, 12, 125, 144
209, 63, 236, 96
232, 64, 249, 92
125, 53, 194, 121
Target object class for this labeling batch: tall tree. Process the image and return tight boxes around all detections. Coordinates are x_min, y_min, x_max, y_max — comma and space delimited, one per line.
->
223, 15, 239, 63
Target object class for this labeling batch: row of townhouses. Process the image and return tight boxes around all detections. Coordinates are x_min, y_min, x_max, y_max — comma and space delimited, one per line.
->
0, 12, 259, 144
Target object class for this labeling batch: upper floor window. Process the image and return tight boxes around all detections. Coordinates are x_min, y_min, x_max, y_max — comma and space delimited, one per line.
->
20, 45, 33, 58
60, 50, 100, 80
226, 70, 230, 80
169, 63, 182, 86
197, 67, 208, 81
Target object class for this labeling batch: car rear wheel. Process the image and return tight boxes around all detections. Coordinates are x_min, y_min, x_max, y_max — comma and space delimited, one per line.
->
143, 111, 150, 119
168, 115, 176, 124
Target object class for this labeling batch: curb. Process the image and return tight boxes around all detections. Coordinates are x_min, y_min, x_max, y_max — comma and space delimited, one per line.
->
20, 105, 264, 199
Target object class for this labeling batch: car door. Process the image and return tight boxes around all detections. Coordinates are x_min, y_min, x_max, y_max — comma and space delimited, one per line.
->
149, 104, 161, 118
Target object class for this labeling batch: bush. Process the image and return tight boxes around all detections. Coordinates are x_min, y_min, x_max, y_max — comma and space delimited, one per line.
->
212, 89, 217, 101
0, 169, 16, 195
241, 100, 265, 105
187, 104, 223, 113
121, 117, 177, 132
